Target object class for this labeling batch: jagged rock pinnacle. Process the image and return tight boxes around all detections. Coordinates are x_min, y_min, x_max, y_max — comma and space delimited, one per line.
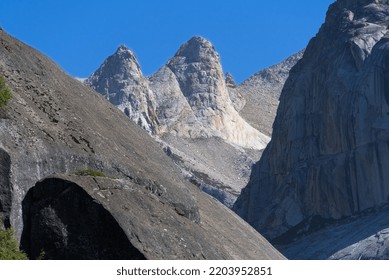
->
172, 36, 218, 63
154, 36, 270, 150
225, 72, 237, 88
85, 46, 158, 134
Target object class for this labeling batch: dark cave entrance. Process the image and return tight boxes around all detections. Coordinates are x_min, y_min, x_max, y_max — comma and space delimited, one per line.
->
0, 148, 11, 228
20, 177, 146, 260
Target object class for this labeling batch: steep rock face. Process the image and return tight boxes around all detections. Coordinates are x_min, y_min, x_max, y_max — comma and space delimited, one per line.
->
148, 65, 205, 138
0, 30, 284, 259
237, 51, 303, 136
234, 0, 389, 240
85, 46, 158, 134
151, 36, 269, 150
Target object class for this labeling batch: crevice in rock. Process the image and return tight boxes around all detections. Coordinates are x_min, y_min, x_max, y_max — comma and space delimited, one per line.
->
383, 54, 389, 106
0, 148, 11, 228
20, 177, 146, 260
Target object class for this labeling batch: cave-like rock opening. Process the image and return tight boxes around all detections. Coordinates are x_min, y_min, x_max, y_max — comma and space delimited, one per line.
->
21, 177, 146, 260
0, 148, 11, 228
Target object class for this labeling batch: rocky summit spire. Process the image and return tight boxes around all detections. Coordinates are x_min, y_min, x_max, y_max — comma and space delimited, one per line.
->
171, 36, 218, 64
234, 0, 389, 241
225, 72, 237, 88
85, 45, 158, 134
150, 36, 270, 150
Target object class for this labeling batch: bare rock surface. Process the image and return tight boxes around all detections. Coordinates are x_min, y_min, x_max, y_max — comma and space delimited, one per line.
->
159, 135, 262, 207
0, 30, 284, 259
234, 0, 389, 243
153, 36, 269, 150
85, 45, 159, 134
329, 229, 389, 260
225, 72, 246, 112
237, 51, 303, 136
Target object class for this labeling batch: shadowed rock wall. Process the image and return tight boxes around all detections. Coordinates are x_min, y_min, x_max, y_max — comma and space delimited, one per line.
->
21, 177, 146, 260
234, 0, 389, 240
0, 148, 11, 227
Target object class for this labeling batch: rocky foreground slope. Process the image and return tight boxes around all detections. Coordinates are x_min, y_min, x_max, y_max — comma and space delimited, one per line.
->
86, 37, 270, 207
234, 0, 389, 259
0, 30, 284, 259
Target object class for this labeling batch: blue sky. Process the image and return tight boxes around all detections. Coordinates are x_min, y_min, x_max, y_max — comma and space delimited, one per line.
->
0, 0, 334, 83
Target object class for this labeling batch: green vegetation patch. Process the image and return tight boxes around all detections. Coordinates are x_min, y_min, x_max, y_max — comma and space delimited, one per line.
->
0, 76, 12, 108
0, 227, 28, 260
75, 169, 107, 177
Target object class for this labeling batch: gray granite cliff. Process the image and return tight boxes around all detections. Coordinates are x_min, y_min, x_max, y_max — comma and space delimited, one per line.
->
235, 0, 389, 243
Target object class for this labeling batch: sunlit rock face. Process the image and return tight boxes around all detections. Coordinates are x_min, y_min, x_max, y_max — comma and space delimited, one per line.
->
150, 36, 269, 150
85, 45, 159, 134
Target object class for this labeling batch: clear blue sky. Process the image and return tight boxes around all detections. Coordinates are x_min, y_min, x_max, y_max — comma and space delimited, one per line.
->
0, 0, 334, 83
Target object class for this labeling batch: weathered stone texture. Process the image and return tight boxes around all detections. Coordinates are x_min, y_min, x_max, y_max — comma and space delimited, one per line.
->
85, 46, 159, 134
234, 0, 389, 240
238, 51, 303, 136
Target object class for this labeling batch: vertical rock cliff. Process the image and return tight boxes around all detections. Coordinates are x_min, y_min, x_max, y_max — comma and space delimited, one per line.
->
234, 0, 389, 240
